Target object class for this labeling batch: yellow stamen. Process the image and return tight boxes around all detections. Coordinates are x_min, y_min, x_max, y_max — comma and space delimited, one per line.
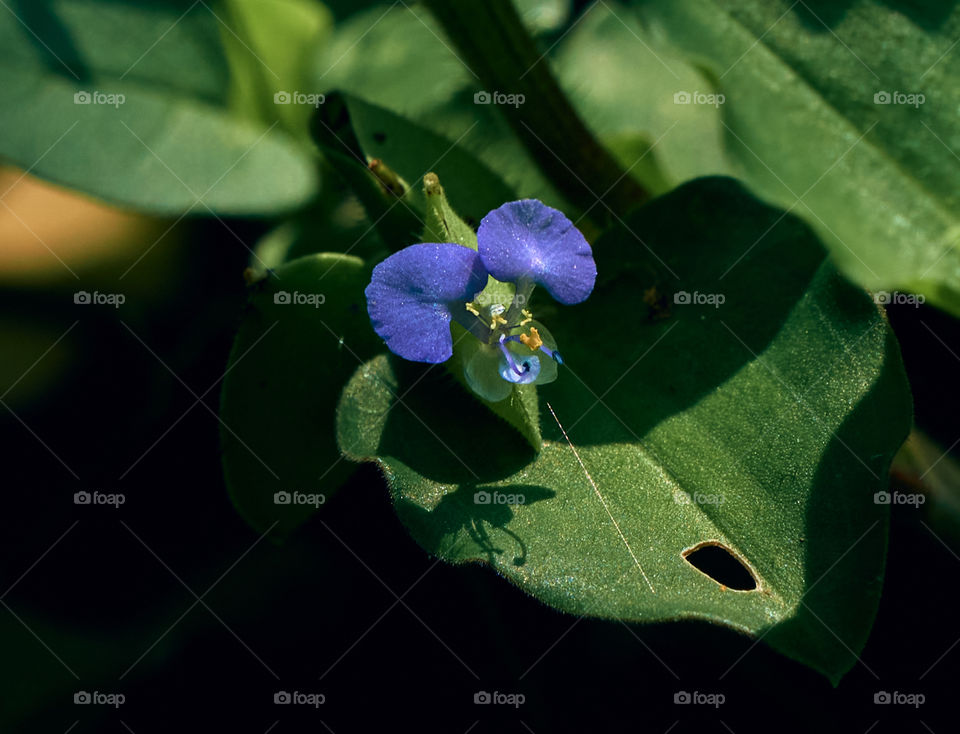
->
491, 314, 508, 328
518, 326, 543, 351
520, 308, 533, 326
465, 303, 480, 316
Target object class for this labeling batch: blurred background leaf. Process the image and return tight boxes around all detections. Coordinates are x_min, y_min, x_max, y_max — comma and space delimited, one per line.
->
0, 0, 317, 214
633, 0, 960, 315
220, 0, 334, 135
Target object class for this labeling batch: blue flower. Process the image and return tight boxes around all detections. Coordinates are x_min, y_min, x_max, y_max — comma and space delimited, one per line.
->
365, 242, 489, 363
478, 199, 596, 305
365, 199, 595, 401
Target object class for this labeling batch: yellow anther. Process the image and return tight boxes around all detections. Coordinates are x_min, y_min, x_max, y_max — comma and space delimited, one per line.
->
465, 303, 480, 316
520, 308, 533, 326
518, 326, 543, 351
491, 314, 508, 328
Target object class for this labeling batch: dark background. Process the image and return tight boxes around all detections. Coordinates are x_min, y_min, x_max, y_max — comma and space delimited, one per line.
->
2, 0, 959, 730
0, 214, 957, 733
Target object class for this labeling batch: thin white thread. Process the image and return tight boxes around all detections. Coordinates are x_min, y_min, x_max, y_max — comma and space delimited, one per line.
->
547, 402, 655, 594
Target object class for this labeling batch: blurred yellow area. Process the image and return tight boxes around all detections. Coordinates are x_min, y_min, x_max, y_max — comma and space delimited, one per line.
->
0, 167, 183, 409
0, 165, 175, 284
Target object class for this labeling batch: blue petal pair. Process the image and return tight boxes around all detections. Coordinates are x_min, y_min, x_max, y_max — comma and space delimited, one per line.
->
365, 199, 596, 401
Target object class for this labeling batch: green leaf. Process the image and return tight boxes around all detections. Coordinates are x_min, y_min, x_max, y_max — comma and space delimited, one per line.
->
339, 95, 516, 227
335, 177, 912, 683
310, 4, 569, 209
0, 0, 316, 214
310, 92, 425, 251
312, 4, 468, 118
514, 0, 572, 34
220, 252, 380, 539
220, 0, 334, 134
552, 2, 730, 189
634, 0, 960, 314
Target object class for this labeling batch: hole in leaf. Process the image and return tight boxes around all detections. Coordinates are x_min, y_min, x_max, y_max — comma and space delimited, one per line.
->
682, 542, 758, 591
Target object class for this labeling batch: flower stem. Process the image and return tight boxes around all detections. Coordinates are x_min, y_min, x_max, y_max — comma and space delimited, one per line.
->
422, 0, 650, 225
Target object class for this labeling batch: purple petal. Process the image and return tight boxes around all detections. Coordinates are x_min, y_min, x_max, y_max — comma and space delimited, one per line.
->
366, 243, 488, 363
477, 199, 596, 305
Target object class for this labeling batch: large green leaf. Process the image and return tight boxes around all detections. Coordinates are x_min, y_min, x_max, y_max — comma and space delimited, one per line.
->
220, 252, 380, 538
634, 0, 960, 314
336, 177, 912, 683
0, 0, 316, 214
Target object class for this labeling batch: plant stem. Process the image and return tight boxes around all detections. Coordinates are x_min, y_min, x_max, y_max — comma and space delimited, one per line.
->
422, 0, 650, 224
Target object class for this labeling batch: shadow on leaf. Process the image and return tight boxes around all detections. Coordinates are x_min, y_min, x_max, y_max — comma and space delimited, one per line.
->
395, 483, 556, 567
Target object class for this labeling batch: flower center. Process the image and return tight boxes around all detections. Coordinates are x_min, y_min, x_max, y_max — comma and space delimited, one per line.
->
498, 334, 540, 384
